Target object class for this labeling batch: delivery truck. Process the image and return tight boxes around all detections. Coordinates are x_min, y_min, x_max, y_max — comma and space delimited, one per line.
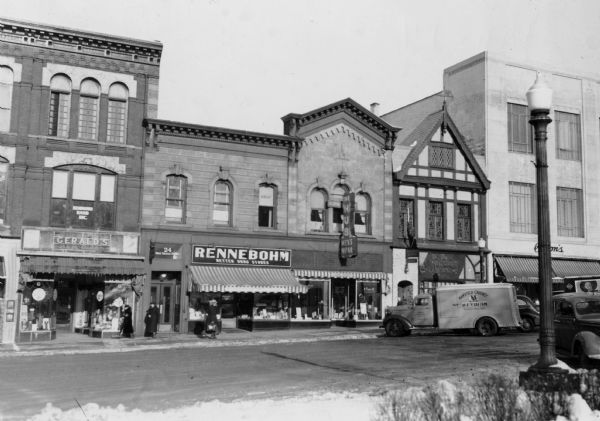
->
381, 283, 522, 337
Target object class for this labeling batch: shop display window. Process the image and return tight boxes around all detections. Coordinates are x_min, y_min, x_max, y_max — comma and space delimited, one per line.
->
253, 293, 290, 320
90, 283, 132, 332
188, 292, 221, 321
356, 281, 382, 320
331, 280, 355, 320
20, 280, 56, 332
291, 280, 329, 320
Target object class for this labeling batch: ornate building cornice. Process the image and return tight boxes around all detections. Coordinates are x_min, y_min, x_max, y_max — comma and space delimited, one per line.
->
0, 17, 162, 65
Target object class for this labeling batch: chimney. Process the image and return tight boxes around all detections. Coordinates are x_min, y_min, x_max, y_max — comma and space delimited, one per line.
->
370, 102, 380, 116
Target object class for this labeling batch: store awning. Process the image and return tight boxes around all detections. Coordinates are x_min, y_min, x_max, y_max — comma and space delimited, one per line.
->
189, 266, 308, 293
495, 256, 600, 284
552, 259, 600, 278
293, 269, 389, 280
20, 256, 146, 276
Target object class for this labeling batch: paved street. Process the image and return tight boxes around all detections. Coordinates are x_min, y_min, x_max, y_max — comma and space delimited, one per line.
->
0, 330, 539, 420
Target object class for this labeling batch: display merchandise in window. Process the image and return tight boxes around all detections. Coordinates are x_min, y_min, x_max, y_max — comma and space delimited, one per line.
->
290, 280, 329, 320
253, 293, 290, 320
21, 280, 56, 332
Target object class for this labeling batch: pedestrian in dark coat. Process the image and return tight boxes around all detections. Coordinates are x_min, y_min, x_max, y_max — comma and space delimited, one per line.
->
121, 304, 134, 338
144, 303, 159, 338
205, 299, 219, 339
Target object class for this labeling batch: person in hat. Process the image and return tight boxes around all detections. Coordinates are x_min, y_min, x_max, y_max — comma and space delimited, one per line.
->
144, 302, 159, 338
205, 299, 219, 339
121, 304, 134, 338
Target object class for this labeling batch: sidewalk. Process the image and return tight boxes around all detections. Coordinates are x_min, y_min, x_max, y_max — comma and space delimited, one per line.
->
0, 326, 383, 357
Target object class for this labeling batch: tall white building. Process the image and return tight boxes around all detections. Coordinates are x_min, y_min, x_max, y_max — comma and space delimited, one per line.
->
384, 51, 600, 300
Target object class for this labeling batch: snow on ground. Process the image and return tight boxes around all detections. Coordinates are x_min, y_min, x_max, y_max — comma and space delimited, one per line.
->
28, 392, 376, 421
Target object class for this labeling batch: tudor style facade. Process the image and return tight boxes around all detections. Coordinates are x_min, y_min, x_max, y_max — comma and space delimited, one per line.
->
0, 18, 161, 343
382, 106, 490, 301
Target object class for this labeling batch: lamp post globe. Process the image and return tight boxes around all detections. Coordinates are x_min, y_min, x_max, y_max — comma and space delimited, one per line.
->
526, 72, 558, 371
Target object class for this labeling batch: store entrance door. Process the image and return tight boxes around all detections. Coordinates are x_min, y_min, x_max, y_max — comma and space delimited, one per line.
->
150, 272, 181, 333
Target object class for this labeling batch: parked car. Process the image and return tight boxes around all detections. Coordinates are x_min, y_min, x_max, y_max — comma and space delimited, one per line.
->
553, 293, 600, 367
517, 295, 540, 333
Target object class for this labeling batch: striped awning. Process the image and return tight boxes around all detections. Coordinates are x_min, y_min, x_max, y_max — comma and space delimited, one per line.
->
292, 269, 388, 280
553, 259, 600, 278
495, 256, 600, 284
20, 255, 145, 275
189, 266, 308, 293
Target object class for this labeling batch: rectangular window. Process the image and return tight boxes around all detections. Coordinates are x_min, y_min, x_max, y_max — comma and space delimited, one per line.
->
507, 103, 533, 153
509, 182, 537, 233
399, 199, 414, 238
557, 187, 583, 237
0, 163, 7, 222
429, 146, 454, 169
72, 173, 96, 201
165, 176, 186, 222
100, 175, 115, 202
555, 111, 581, 161
258, 186, 275, 228
213, 182, 231, 225
456, 204, 472, 242
107, 99, 127, 143
0, 66, 13, 132
427, 201, 444, 240
78, 96, 99, 140
48, 92, 71, 137
51, 171, 69, 199
332, 207, 343, 233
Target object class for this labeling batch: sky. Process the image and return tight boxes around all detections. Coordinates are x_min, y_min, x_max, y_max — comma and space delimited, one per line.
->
1, 0, 599, 135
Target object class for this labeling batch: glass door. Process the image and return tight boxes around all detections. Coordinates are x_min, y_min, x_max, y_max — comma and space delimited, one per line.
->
150, 272, 181, 333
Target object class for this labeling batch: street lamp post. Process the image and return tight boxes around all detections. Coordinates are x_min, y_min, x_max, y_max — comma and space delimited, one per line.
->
526, 72, 558, 370
478, 237, 486, 283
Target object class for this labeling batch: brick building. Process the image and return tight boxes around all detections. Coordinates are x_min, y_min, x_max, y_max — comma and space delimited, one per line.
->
142, 98, 398, 333
0, 18, 161, 342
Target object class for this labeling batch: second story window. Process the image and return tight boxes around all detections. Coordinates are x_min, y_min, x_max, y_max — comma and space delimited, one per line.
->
427, 201, 444, 240
0, 158, 8, 223
48, 74, 71, 138
78, 79, 100, 140
555, 111, 581, 161
509, 182, 537, 233
50, 167, 116, 230
429, 145, 454, 169
331, 184, 348, 233
107, 83, 128, 144
309, 189, 327, 232
258, 184, 276, 228
507, 103, 533, 153
165, 175, 187, 223
557, 187, 583, 237
456, 203, 472, 242
0, 66, 14, 133
213, 180, 232, 226
354, 193, 371, 234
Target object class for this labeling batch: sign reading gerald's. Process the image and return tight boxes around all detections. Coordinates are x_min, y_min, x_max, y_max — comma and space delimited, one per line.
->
192, 245, 292, 267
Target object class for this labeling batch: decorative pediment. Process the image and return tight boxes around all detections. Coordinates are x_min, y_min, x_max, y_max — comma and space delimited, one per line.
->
303, 123, 387, 157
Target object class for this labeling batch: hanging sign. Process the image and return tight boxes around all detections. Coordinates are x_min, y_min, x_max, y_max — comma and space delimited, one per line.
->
339, 192, 358, 259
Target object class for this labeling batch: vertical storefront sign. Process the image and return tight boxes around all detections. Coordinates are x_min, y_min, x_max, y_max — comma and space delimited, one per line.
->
340, 192, 358, 259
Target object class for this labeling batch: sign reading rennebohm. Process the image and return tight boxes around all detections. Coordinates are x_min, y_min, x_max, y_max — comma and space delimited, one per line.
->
192, 245, 291, 267
339, 192, 358, 259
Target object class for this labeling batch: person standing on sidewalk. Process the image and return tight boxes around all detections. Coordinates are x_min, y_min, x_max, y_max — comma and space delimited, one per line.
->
121, 304, 134, 338
144, 303, 159, 338
205, 299, 219, 339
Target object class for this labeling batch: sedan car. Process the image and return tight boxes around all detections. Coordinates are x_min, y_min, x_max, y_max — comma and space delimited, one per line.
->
517, 295, 540, 333
553, 293, 600, 367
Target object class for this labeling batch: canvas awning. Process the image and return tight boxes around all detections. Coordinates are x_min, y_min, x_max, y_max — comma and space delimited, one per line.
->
293, 269, 388, 280
189, 266, 308, 293
495, 256, 600, 284
20, 255, 146, 276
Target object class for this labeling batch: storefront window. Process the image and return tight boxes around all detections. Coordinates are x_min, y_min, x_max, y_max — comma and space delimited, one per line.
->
253, 293, 289, 320
188, 292, 221, 321
21, 280, 55, 332
357, 281, 381, 320
291, 280, 329, 320
332, 279, 355, 320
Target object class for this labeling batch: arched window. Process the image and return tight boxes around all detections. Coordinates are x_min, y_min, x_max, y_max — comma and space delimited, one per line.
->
213, 180, 232, 225
258, 184, 276, 228
0, 66, 14, 132
48, 74, 71, 137
107, 82, 128, 144
50, 165, 116, 229
354, 193, 371, 234
332, 184, 349, 233
309, 189, 327, 232
78, 78, 100, 140
165, 175, 187, 223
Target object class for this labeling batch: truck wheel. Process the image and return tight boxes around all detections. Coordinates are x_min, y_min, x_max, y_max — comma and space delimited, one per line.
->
475, 317, 498, 336
386, 319, 409, 337
520, 317, 535, 333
